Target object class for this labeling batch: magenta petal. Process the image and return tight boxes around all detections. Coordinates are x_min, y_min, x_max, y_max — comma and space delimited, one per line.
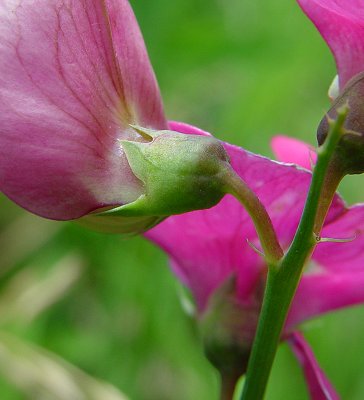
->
288, 332, 340, 400
147, 123, 344, 311
0, 0, 166, 220
271, 135, 316, 170
314, 205, 364, 273
168, 121, 212, 137
288, 204, 364, 327
289, 271, 364, 329
298, 0, 364, 88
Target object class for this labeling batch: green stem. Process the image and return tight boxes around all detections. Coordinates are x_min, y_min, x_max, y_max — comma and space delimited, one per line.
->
220, 372, 239, 400
223, 168, 284, 265
239, 109, 347, 400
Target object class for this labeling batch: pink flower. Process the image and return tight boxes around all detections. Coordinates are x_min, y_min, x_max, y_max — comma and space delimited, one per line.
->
0, 0, 166, 222
0, 0, 231, 234
271, 136, 317, 170
147, 126, 364, 398
297, 0, 364, 89
148, 127, 364, 323
0, 0, 359, 396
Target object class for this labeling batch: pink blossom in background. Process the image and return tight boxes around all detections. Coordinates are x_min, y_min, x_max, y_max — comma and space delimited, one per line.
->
147, 123, 364, 398
0, 0, 166, 220
148, 123, 364, 326
271, 135, 317, 170
271, 135, 364, 329
297, 0, 364, 89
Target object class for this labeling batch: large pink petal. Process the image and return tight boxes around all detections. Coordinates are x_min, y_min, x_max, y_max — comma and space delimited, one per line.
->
147, 123, 345, 311
289, 271, 364, 329
297, 0, 364, 88
0, 0, 166, 220
314, 205, 364, 273
288, 332, 340, 400
271, 135, 316, 170
288, 205, 364, 328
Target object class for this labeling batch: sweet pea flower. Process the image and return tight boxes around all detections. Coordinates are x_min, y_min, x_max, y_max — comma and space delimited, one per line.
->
1, 0, 362, 397
297, 0, 364, 90
147, 124, 364, 397
0, 0, 165, 220
0, 0, 230, 234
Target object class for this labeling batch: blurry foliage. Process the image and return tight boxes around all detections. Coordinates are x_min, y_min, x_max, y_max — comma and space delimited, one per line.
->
1, 0, 364, 399
0, 332, 129, 400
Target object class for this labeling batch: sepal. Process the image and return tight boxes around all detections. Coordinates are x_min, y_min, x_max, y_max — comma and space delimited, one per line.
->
98, 126, 231, 218
77, 211, 164, 235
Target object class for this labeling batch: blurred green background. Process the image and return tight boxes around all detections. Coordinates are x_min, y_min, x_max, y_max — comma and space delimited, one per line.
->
1, 0, 364, 399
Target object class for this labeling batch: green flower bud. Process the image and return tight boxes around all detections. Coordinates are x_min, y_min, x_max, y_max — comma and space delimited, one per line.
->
97, 126, 231, 220
317, 72, 364, 175
200, 277, 262, 384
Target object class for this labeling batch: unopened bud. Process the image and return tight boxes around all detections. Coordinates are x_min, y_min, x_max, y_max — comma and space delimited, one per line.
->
200, 276, 262, 381
317, 72, 364, 175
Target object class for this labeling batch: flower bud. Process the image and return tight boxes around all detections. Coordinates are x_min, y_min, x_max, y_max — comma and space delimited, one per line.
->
200, 276, 262, 382
96, 126, 231, 222
317, 72, 364, 175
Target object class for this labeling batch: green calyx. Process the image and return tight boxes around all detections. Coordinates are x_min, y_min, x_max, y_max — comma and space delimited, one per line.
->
77, 212, 165, 235
98, 126, 231, 219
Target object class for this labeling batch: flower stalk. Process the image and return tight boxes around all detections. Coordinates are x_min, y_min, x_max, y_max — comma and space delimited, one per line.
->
220, 372, 239, 400
223, 168, 284, 265
239, 107, 348, 400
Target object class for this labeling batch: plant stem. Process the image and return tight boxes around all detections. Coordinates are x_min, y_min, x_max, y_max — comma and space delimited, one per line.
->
239, 109, 347, 400
223, 168, 284, 265
220, 372, 239, 400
